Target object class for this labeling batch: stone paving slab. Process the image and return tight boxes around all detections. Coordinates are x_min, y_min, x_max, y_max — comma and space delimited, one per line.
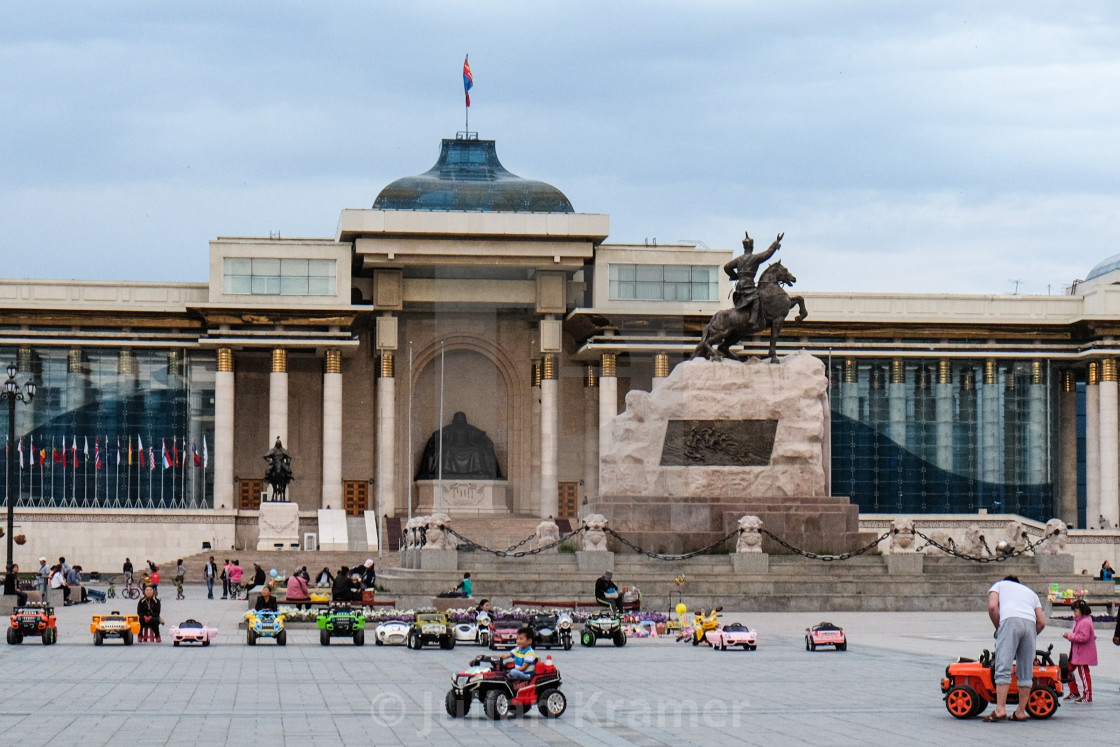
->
0, 586, 1116, 745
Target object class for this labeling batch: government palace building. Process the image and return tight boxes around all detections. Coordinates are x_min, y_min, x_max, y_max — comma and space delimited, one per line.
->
3, 134, 1119, 568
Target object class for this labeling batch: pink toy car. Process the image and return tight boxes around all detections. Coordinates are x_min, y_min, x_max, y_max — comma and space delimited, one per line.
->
170, 619, 218, 646
706, 622, 757, 651
805, 622, 846, 651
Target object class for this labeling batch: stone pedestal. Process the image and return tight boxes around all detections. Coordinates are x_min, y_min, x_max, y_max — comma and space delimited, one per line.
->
416, 480, 510, 515
419, 549, 459, 571
576, 551, 615, 574
363, 510, 380, 552
886, 554, 925, 575
256, 502, 300, 551
1037, 554, 1075, 575
732, 554, 769, 574
317, 508, 349, 551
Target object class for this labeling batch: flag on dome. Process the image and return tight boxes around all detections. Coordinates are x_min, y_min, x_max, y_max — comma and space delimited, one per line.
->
463, 55, 473, 107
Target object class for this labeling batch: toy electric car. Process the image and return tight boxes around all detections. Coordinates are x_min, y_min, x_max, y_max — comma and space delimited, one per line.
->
581, 611, 626, 647
170, 619, 218, 646
941, 645, 1066, 719
489, 616, 525, 650
245, 609, 287, 645
91, 611, 140, 645
453, 612, 492, 646
805, 622, 846, 651
445, 654, 567, 720
529, 611, 574, 650
408, 612, 454, 649
7, 604, 57, 645
706, 621, 757, 651
317, 604, 366, 646
374, 619, 411, 646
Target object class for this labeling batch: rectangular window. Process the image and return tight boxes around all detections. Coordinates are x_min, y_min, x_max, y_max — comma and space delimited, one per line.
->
608, 264, 718, 301
223, 258, 337, 296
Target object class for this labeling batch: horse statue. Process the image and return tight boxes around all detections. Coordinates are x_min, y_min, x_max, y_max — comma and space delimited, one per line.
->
691, 260, 807, 362
263, 437, 293, 501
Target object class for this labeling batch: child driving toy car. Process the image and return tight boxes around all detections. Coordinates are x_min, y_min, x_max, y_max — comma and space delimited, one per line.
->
500, 627, 537, 684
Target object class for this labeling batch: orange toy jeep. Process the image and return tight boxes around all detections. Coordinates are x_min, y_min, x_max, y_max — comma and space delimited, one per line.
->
941, 644, 1067, 719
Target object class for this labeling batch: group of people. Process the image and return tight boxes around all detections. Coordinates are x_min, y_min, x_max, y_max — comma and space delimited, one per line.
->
324, 559, 378, 604
26, 556, 90, 606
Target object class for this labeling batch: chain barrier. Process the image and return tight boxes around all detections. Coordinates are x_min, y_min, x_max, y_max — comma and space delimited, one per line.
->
760, 529, 891, 561
444, 526, 586, 558
913, 528, 1058, 563
603, 527, 743, 560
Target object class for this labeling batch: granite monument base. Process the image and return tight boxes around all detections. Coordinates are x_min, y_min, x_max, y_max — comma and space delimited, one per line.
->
256, 502, 300, 551
416, 480, 509, 516
576, 551, 615, 574
886, 554, 925, 575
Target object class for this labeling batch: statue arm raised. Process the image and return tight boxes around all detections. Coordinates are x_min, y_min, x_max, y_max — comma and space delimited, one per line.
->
757, 233, 783, 262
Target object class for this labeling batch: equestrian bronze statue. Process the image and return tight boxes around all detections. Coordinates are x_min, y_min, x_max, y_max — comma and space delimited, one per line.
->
263, 437, 293, 501
692, 231, 807, 362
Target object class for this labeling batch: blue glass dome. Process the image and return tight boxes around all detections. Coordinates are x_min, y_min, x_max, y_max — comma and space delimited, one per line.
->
1087, 253, 1120, 281
373, 138, 574, 213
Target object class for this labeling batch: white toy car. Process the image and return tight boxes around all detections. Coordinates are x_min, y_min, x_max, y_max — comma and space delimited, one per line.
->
374, 619, 411, 646
452, 612, 492, 646
170, 619, 218, 647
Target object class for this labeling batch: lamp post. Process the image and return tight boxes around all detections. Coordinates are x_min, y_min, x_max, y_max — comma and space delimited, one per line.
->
3, 363, 36, 575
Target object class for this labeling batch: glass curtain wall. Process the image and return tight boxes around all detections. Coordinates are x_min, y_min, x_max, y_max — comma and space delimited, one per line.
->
1, 346, 215, 509
830, 358, 1053, 521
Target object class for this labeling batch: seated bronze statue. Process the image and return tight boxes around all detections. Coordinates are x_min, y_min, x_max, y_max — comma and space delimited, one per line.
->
415, 411, 503, 480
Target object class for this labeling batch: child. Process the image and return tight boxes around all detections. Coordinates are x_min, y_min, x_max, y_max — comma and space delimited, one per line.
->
1062, 599, 1098, 702
501, 627, 537, 687
454, 573, 472, 598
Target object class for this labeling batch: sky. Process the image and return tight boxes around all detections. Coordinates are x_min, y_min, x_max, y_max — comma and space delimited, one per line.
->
2, 1, 1119, 295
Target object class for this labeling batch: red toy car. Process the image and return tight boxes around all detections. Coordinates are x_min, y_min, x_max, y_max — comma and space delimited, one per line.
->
445, 654, 566, 720
805, 622, 846, 651
940, 645, 1066, 719
488, 616, 524, 650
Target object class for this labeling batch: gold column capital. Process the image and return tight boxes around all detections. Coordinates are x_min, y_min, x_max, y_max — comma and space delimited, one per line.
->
541, 354, 557, 381
843, 359, 858, 384
217, 347, 234, 373
1030, 360, 1043, 385
983, 359, 998, 385
326, 348, 343, 375
600, 352, 617, 378
1089, 361, 1100, 385
118, 349, 138, 376
531, 360, 541, 388
890, 359, 905, 384
585, 364, 598, 388
1061, 370, 1075, 393
1102, 359, 1117, 383
937, 360, 951, 385
378, 351, 393, 378
653, 353, 669, 378
271, 349, 287, 374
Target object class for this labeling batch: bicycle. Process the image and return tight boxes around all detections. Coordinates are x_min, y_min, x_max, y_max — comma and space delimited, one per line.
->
120, 574, 142, 600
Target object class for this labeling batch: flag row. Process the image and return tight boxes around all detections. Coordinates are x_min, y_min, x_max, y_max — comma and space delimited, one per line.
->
8, 435, 209, 470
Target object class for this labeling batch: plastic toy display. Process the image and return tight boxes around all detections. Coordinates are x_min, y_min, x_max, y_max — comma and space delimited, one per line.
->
689, 607, 724, 646
805, 622, 846, 651
488, 616, 525, 650
705, 621, 757, 651
91, 611, 140, 645
317, 604, 366, 646
528, 611, 573, 650
445, 654, 567, 720
7, 604, 57, 645
374, 619, 411, 646
407, 612, 455, 650
581, 612, 626, 647
941, 645, 1065, 719
170, 619, 218, 646
452, 612, 492, 647
245, 609, 287, 645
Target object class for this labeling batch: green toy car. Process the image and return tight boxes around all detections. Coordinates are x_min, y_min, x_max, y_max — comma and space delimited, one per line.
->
317, 604, 366, 646
581, 611, 626, 647
408, 612, 455, 650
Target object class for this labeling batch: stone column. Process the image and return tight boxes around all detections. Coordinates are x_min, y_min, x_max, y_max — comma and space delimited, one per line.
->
540, 354, 559, 519
1026, 361, 1048, 486
214, 348, 235, 510
322, 348, 343, 511
1100, 359, 1119, 528
1086, 362, 1101, 527
934, 360, 954, 472
1057, 370, 1079, 526
957, 367, 977, 479
528, 361, 541, 515
868, 364, 886, 426
840, 358, 859, 421
981, 360, 1003, 495
888, 359, 907, 449
66, 348, 89, 415
598, 353, 618, 470
269, 349, 288, 453
652, 353, 670, 387
583, 365, 599, 505
376, 352, 395, 523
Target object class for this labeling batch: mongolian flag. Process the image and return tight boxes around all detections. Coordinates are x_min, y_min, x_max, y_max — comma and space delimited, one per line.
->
463, 55, 473, 107
72, 436, 79, 468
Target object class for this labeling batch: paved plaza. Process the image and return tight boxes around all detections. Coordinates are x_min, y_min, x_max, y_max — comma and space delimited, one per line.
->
1, 586, 1117, 746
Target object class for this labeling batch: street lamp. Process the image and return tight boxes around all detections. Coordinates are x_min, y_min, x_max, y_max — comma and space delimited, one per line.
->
3, 363, 36, 575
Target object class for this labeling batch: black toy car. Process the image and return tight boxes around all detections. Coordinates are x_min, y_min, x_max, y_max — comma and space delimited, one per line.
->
445, 654, 566, 720
580, 611, 626, 647
529, 611, 574, 650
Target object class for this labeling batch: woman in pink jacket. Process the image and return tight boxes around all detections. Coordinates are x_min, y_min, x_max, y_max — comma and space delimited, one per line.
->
286, 571, 310, 610
1062, 599, 1097, 702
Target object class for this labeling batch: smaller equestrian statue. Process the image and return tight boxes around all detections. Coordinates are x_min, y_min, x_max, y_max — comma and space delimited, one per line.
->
691, 230, 807, 362
263, 437, 294, 502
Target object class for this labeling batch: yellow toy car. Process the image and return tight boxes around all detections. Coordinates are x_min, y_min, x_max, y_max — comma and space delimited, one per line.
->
90, 611, 140, 645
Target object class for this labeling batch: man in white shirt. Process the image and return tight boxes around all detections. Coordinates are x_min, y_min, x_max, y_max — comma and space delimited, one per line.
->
985, 575, 1046, 722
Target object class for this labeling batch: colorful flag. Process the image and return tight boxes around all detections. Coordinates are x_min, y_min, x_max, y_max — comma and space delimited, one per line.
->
172, 438, 180, 468
192, 440, 201, 467
202, 435, 209, 469
94, 439, 101, 470
148, 446, 156, 471
72, 436, 78, 468
39, 448, 46, 467
138, 435, 145, 468
162, 440, 171, 470
53, 445, 63, 464
463, 55, 473, 107
128, 437, 133, 466
116, 438, 121, 466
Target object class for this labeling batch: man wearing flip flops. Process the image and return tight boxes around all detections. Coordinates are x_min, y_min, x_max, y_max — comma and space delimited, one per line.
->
984, 575, 1046, 722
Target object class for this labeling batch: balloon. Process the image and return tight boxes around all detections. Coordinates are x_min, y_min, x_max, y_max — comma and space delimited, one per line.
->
270, 569, 278, 577
675, 603, 687, 615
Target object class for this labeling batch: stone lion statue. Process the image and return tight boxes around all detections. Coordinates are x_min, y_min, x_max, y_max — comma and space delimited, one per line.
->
1003, 519, 1029, 555
1035, 518, 1069, 556
535, 519, 561, 550
404, 516, 426, 549
582, 514, 609, 552
889, 517, 917, 554
958, 524, 984, 557
736, 515, 764, 553
423, 513, 456, 551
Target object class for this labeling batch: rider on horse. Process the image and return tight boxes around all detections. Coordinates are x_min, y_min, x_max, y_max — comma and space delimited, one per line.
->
723, 231, 783, 330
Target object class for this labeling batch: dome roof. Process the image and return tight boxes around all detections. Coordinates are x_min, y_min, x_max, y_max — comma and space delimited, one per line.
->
1087, 253, 1120, 281
373, 138, 574, 213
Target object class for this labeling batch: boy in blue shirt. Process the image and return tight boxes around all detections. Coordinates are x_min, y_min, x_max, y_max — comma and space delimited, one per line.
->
501, 626, 537, 685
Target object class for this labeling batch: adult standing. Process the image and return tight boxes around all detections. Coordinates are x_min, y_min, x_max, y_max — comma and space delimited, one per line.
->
359, 559, 376, 589
122, 557, 134, 584
37, 557, 50, 596
221, 559, 232, 600
204, 556, 218, 600
984, 575, 1046, 722
174, 559, 186, 600
228, 560, 243, 598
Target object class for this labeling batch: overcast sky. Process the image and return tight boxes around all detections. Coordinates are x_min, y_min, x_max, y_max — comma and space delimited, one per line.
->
2, 1, 1118, 295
